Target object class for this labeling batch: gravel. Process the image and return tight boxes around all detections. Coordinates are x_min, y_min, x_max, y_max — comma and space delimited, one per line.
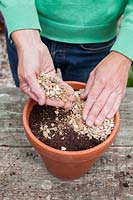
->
38, 72, 115, 142
38, 72, 73, 102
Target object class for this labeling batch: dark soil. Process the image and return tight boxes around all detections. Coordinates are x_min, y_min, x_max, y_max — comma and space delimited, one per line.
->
29, 104, 102, 151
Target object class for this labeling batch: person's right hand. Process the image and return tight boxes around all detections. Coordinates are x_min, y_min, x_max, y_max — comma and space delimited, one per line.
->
12, 30, 74, 108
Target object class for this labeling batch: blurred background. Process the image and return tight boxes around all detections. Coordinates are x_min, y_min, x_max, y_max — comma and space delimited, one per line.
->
0, 12, 14, 87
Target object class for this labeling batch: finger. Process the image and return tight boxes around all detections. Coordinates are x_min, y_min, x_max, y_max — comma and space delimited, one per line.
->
64, 101, 73, 109
95, 85, 122, 125
81, 71, 96, 100
107, 94, 122, 119
87, 81, 122, 126
85, 86, 112, 127
63, 82, 75, 102
82, 77, 105, 121
46, 98, 65, 108
26, 74, 46, 105
46, 97, 73, 109
20, 82, 38, 102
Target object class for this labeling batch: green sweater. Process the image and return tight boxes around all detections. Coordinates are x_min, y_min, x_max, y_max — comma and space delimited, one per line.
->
0, 0, 133, 60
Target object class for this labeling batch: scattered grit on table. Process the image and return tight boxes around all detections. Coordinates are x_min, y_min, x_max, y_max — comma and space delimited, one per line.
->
29, 73, 115, 151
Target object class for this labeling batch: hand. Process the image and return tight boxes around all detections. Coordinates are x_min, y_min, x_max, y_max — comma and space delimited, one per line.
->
12, 30, 74, 108
81, 51, 132, 127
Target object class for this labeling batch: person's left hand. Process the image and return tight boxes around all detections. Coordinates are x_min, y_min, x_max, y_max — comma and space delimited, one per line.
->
81, 51, 132, 127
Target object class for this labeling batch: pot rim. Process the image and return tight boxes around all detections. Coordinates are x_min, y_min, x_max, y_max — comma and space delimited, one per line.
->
23, 81, 120, 156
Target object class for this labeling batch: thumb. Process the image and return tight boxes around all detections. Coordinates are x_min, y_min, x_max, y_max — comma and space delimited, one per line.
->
81, 71, 96, 100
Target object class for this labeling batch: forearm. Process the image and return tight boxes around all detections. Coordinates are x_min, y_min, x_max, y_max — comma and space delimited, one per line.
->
12, 29, 42, 50
111, 0, 133, 61
110, 51, 132, 69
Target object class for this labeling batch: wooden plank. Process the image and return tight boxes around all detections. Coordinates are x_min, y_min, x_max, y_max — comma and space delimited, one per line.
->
115, 89, 133, 146
0, 87, 133, 147
0, 147, 132, 200
0, 87, 29, 147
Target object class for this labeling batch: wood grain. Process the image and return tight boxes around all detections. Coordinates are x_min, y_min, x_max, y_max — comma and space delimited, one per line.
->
0, 87, 132, 200
0, 147, 132, 200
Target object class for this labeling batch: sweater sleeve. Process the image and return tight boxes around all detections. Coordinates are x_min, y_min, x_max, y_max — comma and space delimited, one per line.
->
111, 0, 133, 60
0, 0, 41, 37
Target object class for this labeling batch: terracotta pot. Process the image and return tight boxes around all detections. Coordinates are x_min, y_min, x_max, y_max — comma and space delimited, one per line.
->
23, 81, 120, 180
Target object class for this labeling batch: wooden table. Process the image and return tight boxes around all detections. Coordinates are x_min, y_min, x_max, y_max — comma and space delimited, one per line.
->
0, 87, 132, 200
